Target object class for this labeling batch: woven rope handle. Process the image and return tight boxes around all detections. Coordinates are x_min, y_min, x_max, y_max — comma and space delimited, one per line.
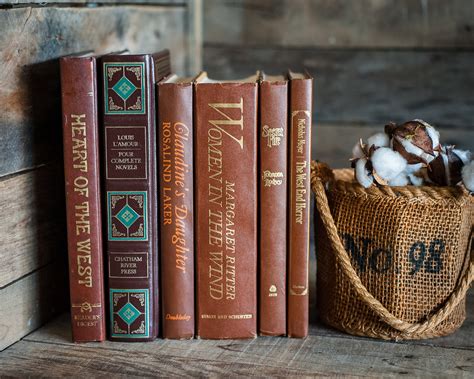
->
311, 162, 474, 336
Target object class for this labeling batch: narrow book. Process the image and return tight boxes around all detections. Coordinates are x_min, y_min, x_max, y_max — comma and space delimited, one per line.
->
258, 73, 288, 336
287, 70, 313, 338
158, 75, 195, 339
195, 72, 258, 339
60, 53, 106, 342
100, 51, 170, 341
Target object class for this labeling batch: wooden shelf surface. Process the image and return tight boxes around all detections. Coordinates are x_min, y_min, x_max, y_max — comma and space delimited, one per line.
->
1, 292, 472, 377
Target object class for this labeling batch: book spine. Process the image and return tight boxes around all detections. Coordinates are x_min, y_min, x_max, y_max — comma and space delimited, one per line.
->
288, 78, 312, 338
60, 56, 106, 342
195, 82, 258, 339
101, 55, 161, 341
259, 80, 288, 336
158, 82, 194, 339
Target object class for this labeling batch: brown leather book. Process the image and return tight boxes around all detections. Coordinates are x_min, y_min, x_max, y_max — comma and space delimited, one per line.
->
195, 72, 258, 339
157, 75, 195, 339
100, 51, 170, 341
60, 53, 106, 342
287, 71, 313, 338
258, 73, 288, 336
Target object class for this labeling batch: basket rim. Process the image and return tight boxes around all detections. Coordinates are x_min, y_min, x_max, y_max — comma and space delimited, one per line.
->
325, 167, 471, 205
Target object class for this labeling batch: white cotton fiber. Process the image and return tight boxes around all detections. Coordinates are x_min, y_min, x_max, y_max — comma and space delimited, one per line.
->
388, 172, 409, 187
352, 140, 365, 159
405, 163, 424, 174
367, 132, 390, 148
371, 147, 407, 181
355, 158, 373, 188
462, 161, 474, 192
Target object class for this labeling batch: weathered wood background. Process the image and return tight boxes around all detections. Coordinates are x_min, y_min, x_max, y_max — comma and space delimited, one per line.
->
0, 0, 201, 351
202, 0, 474, 166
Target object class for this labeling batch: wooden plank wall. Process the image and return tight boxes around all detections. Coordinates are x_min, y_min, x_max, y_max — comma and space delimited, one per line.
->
0, 0, 201, 351
202, 0, 474, 168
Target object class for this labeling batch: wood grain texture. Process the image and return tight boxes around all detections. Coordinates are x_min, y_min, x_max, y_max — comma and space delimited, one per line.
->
204, 46, 474, 129
0, 4, 198, 177
0, 301, 471, 376
0, 165, 66, 288
1, 0, 186, 4
0, 262, 67, 351
203, 0, 474, 48
314, 123, 474, 169
187, 0, 202, 74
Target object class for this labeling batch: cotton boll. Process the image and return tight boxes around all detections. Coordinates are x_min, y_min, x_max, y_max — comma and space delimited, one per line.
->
386, 120, 440, 164
351, 140, 365, 160
388, 172, 409, 187
428, 146, 469, 186
392, 136, 437, 164
355, 158, 373, 188
413, 119, 440, 150
367, 132, 389, 148
462, 161, 474, 192
371, 147, 407, 181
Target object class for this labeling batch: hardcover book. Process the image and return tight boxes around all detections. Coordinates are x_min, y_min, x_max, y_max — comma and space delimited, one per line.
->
287, 70, 313, 338
60, 53, 106, 342
100, 51, 170, 341
158, 75, 195, 339
195, 72, 258, 339
258, 73, 288, 336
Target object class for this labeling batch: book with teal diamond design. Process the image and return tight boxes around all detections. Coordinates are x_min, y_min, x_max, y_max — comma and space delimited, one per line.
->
104, 62, 146, 115
107, 191, 147, 241
100, 51, 171, 341
110, 289, 149, 338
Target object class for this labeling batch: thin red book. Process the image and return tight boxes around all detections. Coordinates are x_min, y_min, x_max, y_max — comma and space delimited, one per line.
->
287, 71, 313, 338
158, 75, 195, 339
60, 53, 106, 342
100, 51, 170, 341
258, 73, 288, 336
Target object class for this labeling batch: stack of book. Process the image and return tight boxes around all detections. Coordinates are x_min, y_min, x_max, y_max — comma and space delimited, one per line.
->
60, 50, 312, 342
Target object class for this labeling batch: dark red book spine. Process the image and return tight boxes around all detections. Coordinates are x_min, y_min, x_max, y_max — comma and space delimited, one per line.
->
258, 78, 288, 336
158, 79, 195, 339
287, 72, 313, 338
60, 55, 106, 342
195, 75, 258, 339
100, 51, 170, 341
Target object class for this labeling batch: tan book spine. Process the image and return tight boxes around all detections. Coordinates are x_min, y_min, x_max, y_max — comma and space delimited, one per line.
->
158, 80, 194, 339
288, 73, 313, 338
195, 77, 258, 339
259, 79, 288, 336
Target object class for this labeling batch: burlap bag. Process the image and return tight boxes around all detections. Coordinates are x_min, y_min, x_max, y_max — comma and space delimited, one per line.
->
311, 161, 473, 340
